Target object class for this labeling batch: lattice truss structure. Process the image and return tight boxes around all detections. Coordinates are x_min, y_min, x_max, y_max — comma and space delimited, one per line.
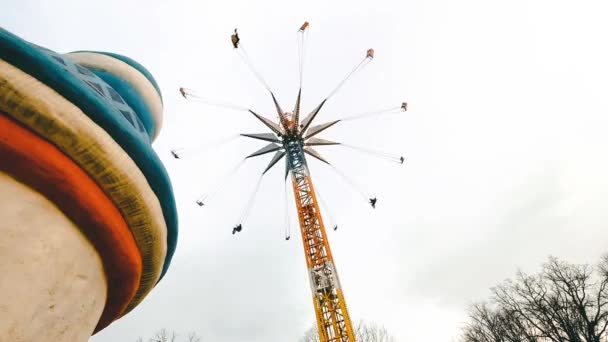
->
176, 22, 407, 342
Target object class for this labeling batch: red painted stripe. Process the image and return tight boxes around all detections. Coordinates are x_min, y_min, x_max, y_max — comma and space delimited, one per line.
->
0, 113, 142, 331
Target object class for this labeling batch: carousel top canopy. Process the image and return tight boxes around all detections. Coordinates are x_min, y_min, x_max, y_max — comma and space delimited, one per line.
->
0, 27, 178, 333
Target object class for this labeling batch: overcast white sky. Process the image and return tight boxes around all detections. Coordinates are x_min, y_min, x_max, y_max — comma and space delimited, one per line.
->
3, 0, 608, 341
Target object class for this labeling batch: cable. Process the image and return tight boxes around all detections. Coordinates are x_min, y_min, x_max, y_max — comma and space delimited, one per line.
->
315, 186, 338, 231
236, 43, 274, 94
179, 88, 249, 112
297, 25, 309, 90
284, 172, 292, 240
340, 106, 405, 122
328, 164, 372, 202
326, 55, 372, 100
171, 134, 240, 159
341, 144, 405, 164
195, 158, 247, 207
238, 174, 264, 224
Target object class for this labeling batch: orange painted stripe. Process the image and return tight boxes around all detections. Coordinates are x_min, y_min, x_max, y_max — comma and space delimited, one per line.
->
0, 113, 142, 331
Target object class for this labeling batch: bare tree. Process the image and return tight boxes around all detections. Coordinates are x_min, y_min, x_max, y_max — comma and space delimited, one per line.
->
301, 325, 321, 342
460, 256, 608, 342
300, 320, 396, 342
186, 332, 202, 342
136, 329, 201, 342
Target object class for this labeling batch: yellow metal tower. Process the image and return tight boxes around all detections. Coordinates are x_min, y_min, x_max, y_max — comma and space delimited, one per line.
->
286, 120, 355, 341
291, 172, 355, 340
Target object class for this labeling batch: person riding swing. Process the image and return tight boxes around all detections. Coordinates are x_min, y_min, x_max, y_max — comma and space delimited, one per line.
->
231, 29, 240, 49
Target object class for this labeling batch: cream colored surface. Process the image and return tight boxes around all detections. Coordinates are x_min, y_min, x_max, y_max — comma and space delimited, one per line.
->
0, 59, 167, 314
0, 173, 106, 342
65, 52, 164, 141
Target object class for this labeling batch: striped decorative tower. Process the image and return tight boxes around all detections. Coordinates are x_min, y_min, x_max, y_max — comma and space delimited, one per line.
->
0, 28, 178, 342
